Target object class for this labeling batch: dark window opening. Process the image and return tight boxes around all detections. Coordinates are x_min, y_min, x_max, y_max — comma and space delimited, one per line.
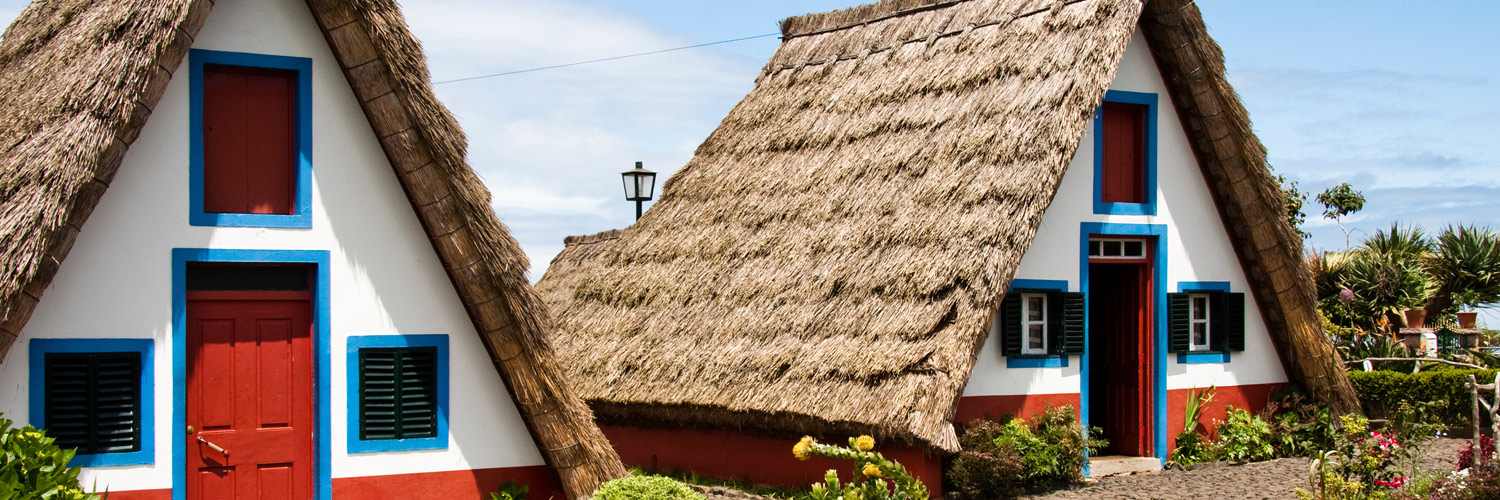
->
43, 352, 142, 455
187, 263, 312, 291
359, 347, 438, 441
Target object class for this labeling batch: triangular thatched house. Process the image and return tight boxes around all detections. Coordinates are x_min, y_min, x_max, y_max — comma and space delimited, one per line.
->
536, 0, 1358, 489
0, 0, 625, 499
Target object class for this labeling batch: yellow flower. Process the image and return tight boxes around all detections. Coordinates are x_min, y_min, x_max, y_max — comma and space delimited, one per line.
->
862, 463, 883, 478
793, 436, 816, 461
855, 435, 875, 451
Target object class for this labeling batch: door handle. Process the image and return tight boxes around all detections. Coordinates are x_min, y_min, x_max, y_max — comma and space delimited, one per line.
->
197, 436, 230, 457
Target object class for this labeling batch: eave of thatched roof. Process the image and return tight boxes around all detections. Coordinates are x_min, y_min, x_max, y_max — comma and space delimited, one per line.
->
537, 0, 1358, 453
0, 0, 625, 497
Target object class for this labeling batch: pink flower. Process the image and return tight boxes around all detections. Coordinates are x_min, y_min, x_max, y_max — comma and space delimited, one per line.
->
1339, 289, 1355, 302
1374, 476, 1407, 488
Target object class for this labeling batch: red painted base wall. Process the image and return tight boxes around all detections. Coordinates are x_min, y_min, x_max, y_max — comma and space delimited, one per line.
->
954, 383, 1288, 458
1164, 382, 1288, 453
600, 425, 945, 497
93, 465, 561, 500
333, 465, 562, 500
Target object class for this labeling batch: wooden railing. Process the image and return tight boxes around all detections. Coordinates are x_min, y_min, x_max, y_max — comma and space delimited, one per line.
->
1468, 372, 1500, 439
1345, 357, 1485, 374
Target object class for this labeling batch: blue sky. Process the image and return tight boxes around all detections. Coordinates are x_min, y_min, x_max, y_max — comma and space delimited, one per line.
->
1, 1, 1496, 314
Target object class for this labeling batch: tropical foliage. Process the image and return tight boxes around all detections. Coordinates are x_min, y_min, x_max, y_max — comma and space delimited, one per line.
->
0, 415, 102, 500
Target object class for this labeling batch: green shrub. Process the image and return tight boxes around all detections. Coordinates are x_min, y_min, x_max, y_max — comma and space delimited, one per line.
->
485, 479, 528, 500
593, 475, 703, 500
1349, 369, 1499, 425
943, 406, 1104, 499
0, 415, 101, 500
1215, 407, 1276, 462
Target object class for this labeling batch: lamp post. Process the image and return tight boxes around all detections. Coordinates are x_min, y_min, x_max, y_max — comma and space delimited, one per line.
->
621, 161, 657, 221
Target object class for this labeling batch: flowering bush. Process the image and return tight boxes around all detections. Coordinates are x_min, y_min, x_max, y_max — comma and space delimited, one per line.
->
1399, 436, 1500, 500
0, 415, 103, 500
943, 406, 1104, 499
1296, 415, 1412, 500
795, 435, 928, 500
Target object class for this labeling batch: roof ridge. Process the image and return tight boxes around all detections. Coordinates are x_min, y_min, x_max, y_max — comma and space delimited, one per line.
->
767, 0, 1090, 77
563, 228, 626, 247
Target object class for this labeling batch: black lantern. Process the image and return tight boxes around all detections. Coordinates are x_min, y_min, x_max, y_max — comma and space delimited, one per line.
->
621, 161, 656, 220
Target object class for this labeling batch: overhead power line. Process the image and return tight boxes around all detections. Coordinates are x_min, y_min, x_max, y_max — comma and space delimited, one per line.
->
432, 32, 780, 85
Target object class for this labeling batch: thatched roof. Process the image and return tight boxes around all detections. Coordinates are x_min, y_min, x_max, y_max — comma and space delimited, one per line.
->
536, 0, 1358, 453
0, 0, 625, 497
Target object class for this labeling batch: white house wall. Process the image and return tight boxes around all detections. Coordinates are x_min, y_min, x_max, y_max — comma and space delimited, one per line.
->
0, 0, 543, 493
963, 29, 1289, 399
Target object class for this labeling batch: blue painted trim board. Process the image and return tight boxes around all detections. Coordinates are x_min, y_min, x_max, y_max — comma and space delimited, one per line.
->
29, 338, 156, 467
1079, 222, 1169, 468
1092, 90, 1159, 216
346, 334, 450, 453
172, 249, 331, 500
1005, 279, 1072, 368
189, 49, 314, 228
1177, 281, 1231, 293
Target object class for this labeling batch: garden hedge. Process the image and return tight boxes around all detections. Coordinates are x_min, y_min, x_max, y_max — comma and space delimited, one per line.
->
1348, 368, 1499, 425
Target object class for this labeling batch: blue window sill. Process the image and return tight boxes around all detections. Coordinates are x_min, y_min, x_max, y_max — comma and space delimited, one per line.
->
1177, 352, 1231, 364
1093, 201, 1156, 216
190, 212, 312, 228
1007, 356, 1068, 368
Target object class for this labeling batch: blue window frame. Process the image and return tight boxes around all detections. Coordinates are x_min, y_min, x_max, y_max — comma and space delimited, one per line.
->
1176, 281, 1234, 364
189, 49, 313, 228
346, 335, 449, 453
29, 338, 155, 467
1092, 90, 1158, 216
1005, 279, 1072, 368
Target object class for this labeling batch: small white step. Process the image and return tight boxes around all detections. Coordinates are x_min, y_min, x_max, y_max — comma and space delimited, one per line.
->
1087, 455, 1162, 477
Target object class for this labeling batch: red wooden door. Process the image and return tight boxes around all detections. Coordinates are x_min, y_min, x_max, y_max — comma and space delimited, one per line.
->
1088, 262, 1153, 456
186, 291, 314, 500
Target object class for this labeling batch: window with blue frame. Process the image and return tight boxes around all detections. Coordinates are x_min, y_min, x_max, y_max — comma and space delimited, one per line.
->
29, 338, 155, 466
1093, 90, 1158, 216
189, 49, 313, 228
999, 280, 1084, 368
347, 335, 448, 452
1169, 282, 1245, 363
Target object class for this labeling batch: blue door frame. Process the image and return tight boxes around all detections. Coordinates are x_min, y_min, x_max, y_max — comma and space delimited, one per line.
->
1078, 222, 1168, 463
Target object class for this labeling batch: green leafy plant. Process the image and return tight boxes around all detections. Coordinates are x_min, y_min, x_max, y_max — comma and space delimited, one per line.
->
1214, 407, 1276, 462
485, 479, 528, 500
1168, 386, 1218, 467
0, 415, 103, 500
943, 406, 1104, 499
593, 475, 703, 500
796, 435, 928, 500
1424, 225, 1500, 318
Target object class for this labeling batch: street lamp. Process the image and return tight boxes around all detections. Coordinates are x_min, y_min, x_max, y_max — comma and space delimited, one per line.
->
621, 161, 656, 221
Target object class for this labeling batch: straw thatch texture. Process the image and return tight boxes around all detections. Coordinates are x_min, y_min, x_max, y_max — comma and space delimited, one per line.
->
0, 0, 204, 362
538, 0, 1145, 453
0, 0, 626, 497
1137, 0, 1358, 414
539, 0, 1360, 453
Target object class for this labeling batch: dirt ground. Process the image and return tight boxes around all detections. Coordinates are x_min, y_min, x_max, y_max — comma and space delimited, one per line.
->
1021, 438, 1469, 500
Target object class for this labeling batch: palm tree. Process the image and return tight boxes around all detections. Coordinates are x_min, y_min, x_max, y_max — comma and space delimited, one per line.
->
1422, 225, 1500, 320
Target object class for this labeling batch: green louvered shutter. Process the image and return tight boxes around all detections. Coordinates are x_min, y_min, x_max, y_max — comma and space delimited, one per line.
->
1046, 292, 1064, 355
1061, 292, 1086, 354
1000, 293, 1022, 356
359, 347, 438, 440
44, 352, 141, 455
1220, 292, 1246, 352
1167, 293, 1191, 353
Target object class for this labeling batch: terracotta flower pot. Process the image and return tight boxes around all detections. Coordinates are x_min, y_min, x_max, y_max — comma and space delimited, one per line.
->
1458, 311, 1479, 329
1404, 309, 1426, 329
